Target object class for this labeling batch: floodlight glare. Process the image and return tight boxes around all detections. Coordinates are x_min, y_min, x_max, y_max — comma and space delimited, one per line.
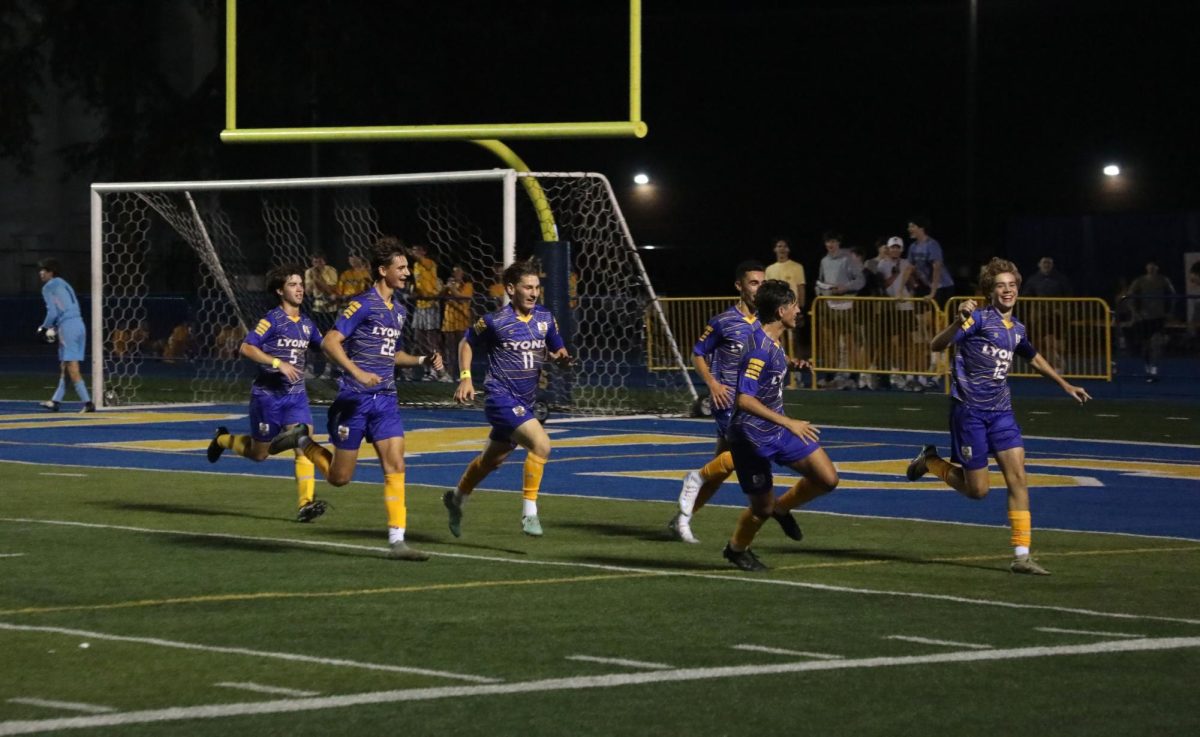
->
1103, 164, 1121, 177
634, 173, 650, 185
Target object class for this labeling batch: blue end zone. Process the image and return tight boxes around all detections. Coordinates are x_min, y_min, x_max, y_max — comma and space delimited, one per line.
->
1, 400, 1197, 541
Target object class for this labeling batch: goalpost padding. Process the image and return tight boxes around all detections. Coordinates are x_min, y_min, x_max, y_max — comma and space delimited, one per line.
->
90, 170, 696, 414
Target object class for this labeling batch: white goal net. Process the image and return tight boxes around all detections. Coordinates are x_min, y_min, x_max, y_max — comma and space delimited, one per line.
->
90, 170, 697, 414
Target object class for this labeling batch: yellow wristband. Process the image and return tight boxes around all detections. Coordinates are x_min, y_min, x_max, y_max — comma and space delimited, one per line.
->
459, 370, 472, 380
271, 358, 281, 369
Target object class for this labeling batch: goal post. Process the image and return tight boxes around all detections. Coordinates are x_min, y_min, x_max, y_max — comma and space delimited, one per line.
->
89, 169, 697, 414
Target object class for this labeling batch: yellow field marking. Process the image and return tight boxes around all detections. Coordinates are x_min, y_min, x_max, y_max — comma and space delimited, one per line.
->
588, 468, 1096, 490
77, 428, 713, 456
770, 545, 1200, 571
0, 412, 237, 431
0, 571, 660, 617
1031, 458, 1200, 481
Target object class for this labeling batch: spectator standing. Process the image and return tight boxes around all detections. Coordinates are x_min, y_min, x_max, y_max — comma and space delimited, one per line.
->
440, 265, 475, 380
877, 237, 920, 389
906, 216, 954, 305
1127, 260, 1177, 382
336, 255, 373, 309
305, 252, 339, 378
1022, 257, 1073, 371
815, 231, 863, 389
765, 238, 807, 377
409, 243, 443, 380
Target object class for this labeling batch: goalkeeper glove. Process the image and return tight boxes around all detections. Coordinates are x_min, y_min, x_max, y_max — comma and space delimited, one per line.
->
37, 326, 58, 343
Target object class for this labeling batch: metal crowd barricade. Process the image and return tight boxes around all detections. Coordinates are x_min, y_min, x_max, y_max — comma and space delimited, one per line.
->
646, 297, 735, 371
944, 296, 1112, 380
809, 296, 945, 387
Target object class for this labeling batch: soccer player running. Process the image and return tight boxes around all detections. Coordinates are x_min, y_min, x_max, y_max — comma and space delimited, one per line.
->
271, 238, 443, 561
722, 280, 840, 571
36, 258, 93, 413
672, 261, 802, 544
443, 259, 572, 538
206, 265, 328, 523
905, 257, 1091, 575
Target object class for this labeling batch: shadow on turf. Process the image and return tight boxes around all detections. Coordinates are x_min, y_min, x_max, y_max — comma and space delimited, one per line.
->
303, 526, 530, 556
91, 501, 282, 523
551, 518, 677, 542
766, 545, 1004, 573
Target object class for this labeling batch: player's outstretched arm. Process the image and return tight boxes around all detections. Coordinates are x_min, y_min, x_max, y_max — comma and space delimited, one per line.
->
396, 350, 441, 372
549, 347, 573, 369
1029, 353, 1092, 404
735, 393, 821, 443
931, 298, 976, 351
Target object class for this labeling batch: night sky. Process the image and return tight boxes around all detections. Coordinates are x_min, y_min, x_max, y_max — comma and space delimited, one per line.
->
9, 0, 1200, 296
228, 0, 1200, 294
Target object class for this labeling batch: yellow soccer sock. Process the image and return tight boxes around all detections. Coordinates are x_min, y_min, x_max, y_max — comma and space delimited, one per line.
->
776, 478, 823, 512
522, 453, 547, 502
1009, 510, 1032, 552
927, 456, 957, 484
456, 456, 491, 497
700, 452, 735, 482
302, 441, 332, 477
730, 508, 768, 550
295, 455, 315, 507
384, 472, 406, 529
693, 452, 735, 514
218, 433, 255, 459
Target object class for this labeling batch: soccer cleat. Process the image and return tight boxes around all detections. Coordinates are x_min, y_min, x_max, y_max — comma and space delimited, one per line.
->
668, 512, 700, 544
207, 426, 229, 463
296, 499, 330, 523
905, 444, 938, 481
80, 401, 95, 413
1010, 554, 1051, 576
442, 491, 463, 538
387, 541, 430, 561
772, 510, 804, 541
39, 400, 60, 412
521, 514, 544, 537
678, 470, 702, 516
268, 424, 309, 455
722, 543, 768, 572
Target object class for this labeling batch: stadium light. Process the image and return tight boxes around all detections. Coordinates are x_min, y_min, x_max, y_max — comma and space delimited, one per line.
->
634, 173, 650, 185
1103, 164, 1121, 177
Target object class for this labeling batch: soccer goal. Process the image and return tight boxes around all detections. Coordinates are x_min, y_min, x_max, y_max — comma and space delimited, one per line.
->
89, 169, 697, 414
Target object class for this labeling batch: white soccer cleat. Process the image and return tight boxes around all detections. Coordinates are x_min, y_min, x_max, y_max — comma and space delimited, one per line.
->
668, 512, 700, 544
678, 470, 702, 516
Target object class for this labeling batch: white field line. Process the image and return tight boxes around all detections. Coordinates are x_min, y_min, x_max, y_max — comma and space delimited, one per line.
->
0, 622, 500, 685
36, 473, 86, 478
565, 655, 672, 670
1, 637, 1198, 736
4, 517, 1200, 627
5, 699, 114, 715
731, 644, 842, 660
0, 554, 25, 559
885, 635, 992, 650
1035, 627, 1145, 639
213, 682, 319, 698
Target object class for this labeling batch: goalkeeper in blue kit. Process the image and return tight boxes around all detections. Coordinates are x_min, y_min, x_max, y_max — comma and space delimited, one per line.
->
37, 258, 93, 413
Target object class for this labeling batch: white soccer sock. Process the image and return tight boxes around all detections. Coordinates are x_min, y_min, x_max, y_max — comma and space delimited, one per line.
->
1014, 545, 1030, 557
522, 499, 538, 517
388, 526, 405, 544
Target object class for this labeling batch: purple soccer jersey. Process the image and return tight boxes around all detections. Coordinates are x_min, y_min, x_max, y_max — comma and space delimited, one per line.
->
243, 307, 322, 396
730, 324, 790, 446
951, 305, 1037, 412
693, 305, 759, 390
333, 287, 407, 395
465, 303, 564, 406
